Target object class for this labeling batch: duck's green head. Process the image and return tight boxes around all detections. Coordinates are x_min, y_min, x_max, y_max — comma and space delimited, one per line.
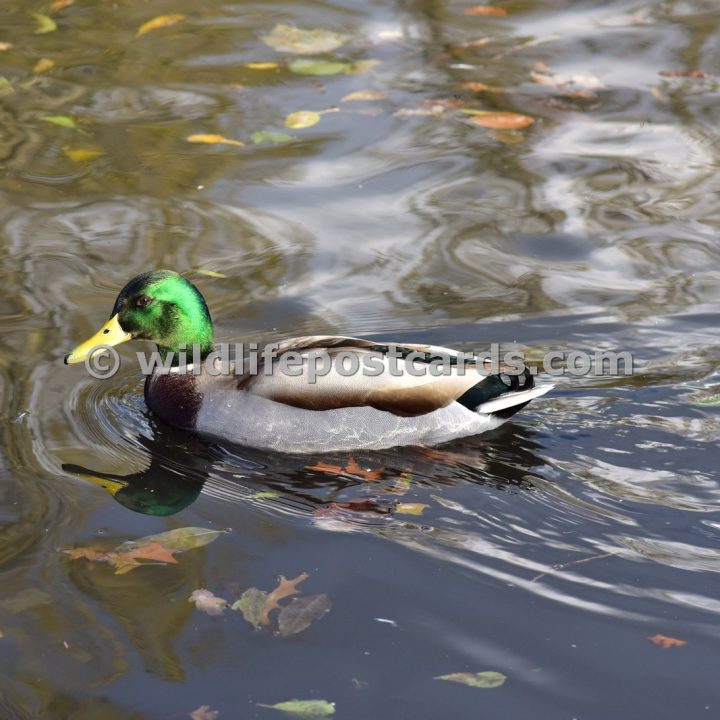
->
64, 270, 214, 364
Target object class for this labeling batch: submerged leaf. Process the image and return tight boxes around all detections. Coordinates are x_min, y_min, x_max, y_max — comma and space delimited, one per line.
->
341, 89, 388, 102
250, 131, 295, 145
288, 59, 351, 76
257, 700, 335, 717
346, 59, 381, 74
39, 115, 76, 128
137, 14, 185, 36
232, 587, 269, 628
186, 133, 245, 147
262, 24, 348, 55
465, 111, 534, 129
648, 634, 687, 649
395, 502, 429, 516
278, 594, 332, 636
464, 5, 508, 15
123, 526, 228, 552
31, 13, 57, 34
190, 589, 228, 616
33, 58, 54, 73
284, 111, 321, 129
435, 671, 507, 688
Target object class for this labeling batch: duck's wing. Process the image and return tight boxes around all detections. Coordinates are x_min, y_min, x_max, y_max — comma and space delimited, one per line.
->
231, 335, 534, 417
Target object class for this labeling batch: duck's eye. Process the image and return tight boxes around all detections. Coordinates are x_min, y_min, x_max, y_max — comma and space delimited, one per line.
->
135, 295, 153, 308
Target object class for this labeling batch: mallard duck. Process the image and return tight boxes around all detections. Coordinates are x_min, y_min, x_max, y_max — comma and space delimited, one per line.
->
64, 270, 552, 453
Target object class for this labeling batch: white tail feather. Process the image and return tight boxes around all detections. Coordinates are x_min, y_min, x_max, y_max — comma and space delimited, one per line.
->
475, 383, 554, 415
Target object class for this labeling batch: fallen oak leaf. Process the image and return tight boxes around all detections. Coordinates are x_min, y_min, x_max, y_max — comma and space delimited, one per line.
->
648, 634, 687, 649
344, 457, 383, 481
190, 589, 228, 616
260, 573, 308, 625
305, 461, 346, 475
137, 14, 185, 37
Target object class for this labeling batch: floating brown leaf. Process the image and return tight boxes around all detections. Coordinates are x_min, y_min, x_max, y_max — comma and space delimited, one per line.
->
186, 133, 245, 147
467, 111, 534, 129
464, 6, 507, 16
306, 456, 384, 481
278, 594, 332, 636
189, 589, 228, 616
659, 69, 709, 79
50, 0, 74, 10
137, 14, 185, 37
458, 81, 490, 92
0, 42, 12, 51
260, 573, 308, 625
648, 634, 687, 649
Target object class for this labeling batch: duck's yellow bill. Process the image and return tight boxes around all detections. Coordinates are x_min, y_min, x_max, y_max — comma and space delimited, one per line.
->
64, 314, 131, 364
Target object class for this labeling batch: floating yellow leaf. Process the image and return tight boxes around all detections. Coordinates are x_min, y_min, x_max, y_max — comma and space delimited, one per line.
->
284, 111, 321, 129
435, 671, 507, 688
262, 24, 348, 55
464, 5, 508, 16
137, 14, 185, 37
342, 90, 388, 102
31, 12, 57, 34
40, 115, 76, 129
186, 133, 245, 147
257, 700, 335, 717
63, 146, 103, 162
396, 502, 429, 515
0, 42, 12, 52
245, 62, 279, 70
464, 110, 534, 129
33, 58, 54, 73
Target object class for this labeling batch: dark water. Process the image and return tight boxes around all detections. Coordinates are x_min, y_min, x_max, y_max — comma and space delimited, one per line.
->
2, 0, 720, 717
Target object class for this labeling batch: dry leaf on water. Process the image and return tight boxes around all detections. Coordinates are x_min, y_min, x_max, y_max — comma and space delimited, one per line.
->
395, 502, 429, 515
464, 6, 507, 16
306, 456, 384, 481
435, 671, 507, 688
260, 573, 308, 624
245, 62, 280, 70
137, 14, 185, 37
284, 111, 322, 129
189, 589, 228, 617
50, 0, 74, 9
186, 134, 245, 147
648, 634, 687, 649
0, 42, 13, 51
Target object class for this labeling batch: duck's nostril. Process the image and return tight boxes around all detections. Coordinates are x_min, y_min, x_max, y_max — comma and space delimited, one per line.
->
103, 329, 109, 334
